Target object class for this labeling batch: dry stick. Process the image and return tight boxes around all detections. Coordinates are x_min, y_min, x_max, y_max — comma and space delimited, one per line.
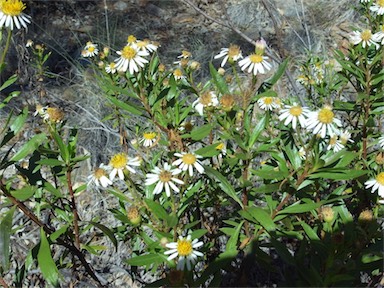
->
0, 184, 105, 287
0, 276, 9, 288
180, 0, 306, 106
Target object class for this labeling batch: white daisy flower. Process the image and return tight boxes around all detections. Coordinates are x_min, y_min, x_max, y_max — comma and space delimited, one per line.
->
278, 104, 310, 129
145, 163, 184, 197
379, 135, 384, 148
327, 135, 345, 153
164, 234, 204, 271
172, 152, 204, 177
370, 0, 384, 15
192, 91, 219, 116
214, 44, 243, 67
105, 62, 117, 74
306, 106, 342, 138
88, 165, 112, 188
114, 44, 149, 74
82, 41, 98, 58
135, 39, 159, 53
173, 68, 186, 80
177, 50, 192, 59
0, 0, 31, 30
257, 97, 279, 111
238, 53, 272, 75
339, 130, 354, 145
108, 153, 141, 181
365, 172, 384, 199
349, 29, 380, 49
140, 132, 157, 147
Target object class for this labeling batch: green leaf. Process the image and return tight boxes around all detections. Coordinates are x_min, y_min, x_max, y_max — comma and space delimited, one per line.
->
10, 107, 28, 134
89, 221, 118, 251
107, 95, 143, 116
10, 133, 47, 162
195, 143, 221, 157
0, 206, 16, 271
245, 207, 276, 232
248, 114, 267, 147
278, 201, 322, 215
144, 199, 168, 222
209, 62, 229, 94
126, 253, 167, 267
204, 166, 243, 208
309, 170, 368, 180
37, 158, 64, 166
190, 124, 213, 141
226, 221, 244, 251
300, 221, 320, 241
284, 144, 302, 171
37, 228, 60, 286
0, 74, 17, 91
52, 131, 69, 163
10, 185, 35, 201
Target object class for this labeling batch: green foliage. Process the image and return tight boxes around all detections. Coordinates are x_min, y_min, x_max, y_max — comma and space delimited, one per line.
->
0, 1, 383, 287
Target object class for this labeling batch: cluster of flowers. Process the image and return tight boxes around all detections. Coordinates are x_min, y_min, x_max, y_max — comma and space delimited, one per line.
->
82, 35, 159, 75
214, 38, 271, 76
87, 150, 206, 270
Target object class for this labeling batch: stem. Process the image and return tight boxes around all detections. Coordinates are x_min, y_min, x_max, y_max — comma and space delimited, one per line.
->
0, 29, 12, 69
67, 169, 81, 250
0, 276, 9, 288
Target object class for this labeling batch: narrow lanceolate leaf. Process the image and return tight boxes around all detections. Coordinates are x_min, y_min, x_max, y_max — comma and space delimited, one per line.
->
248, 114, 267, 147
10, 133, 47, 162
37, 228, 60, 286
209, 62, 229, 94
204, 166, 243, 208
107, 95, 143, 116
0, 206, 16, 271
89, 221, 118, 252
126, 253, 168, 267
245, 207, 276, 232
226, 221, 244, 251
10, 107, 28, 135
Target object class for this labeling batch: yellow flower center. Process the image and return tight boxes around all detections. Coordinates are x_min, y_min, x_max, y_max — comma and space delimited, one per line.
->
361, 30, 372, 41
136, 41, 147, 48
249, 54, 263, 64
317, 108, 334, 124
143, 132, 156, 140
228, 44, 241, 58
94, 168, 107, 179
109, 62, 116, 69
375, 172, 384, 185
329, 136, 337, 145
159, 170, 172, 182
262, 97, 274, 105
1, 0, 25, 16
177, 239, 193, 256
199, 92, 213, 106
173, 69, 183, 78
379, 0, 384, 7
216, 143, 225, 150
181, 50, 191, 58
121, 46, 137, 60
88, 46, 95, 53
182, 153, 196, 165
127, 35, 137, 43
46, 107, 64, 122
289, 106, 303, 116
109, 153, 128, 169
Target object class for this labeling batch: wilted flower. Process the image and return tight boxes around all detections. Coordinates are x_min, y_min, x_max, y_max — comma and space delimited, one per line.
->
88, 165, 112, 188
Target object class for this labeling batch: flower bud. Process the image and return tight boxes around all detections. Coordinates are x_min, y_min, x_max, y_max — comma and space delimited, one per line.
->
127, 206, 141, 226
321, 206, 334, 223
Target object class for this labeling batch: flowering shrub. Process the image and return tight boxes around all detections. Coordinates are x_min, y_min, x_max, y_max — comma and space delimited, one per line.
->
0, 0, 383, 287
